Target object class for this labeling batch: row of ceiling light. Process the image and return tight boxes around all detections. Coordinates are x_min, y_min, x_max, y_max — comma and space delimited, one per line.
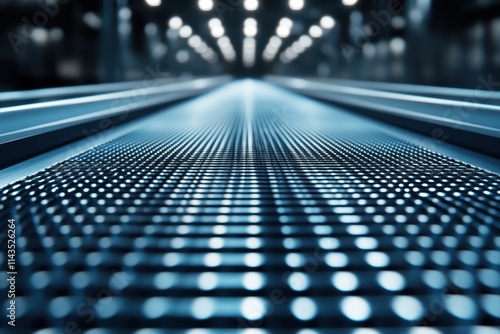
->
280, 16, 335, 64
169, 16, 218, 64
243, 18, 258, 67
145, 0, 358, 10
210, 18, 237, 62
156, 0, 356, 67
262, 18, 293, 62
168, 14, 335, 67
196, 0, 358, 11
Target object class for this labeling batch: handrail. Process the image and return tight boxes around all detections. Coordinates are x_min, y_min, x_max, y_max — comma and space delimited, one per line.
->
265, 76, 500, 158
0, 76, 232, 145
0, 80, 155, 107
307, 77, 500, 105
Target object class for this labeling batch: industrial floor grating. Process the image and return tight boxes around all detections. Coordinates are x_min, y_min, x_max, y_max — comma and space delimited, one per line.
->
1, 81, 499, 333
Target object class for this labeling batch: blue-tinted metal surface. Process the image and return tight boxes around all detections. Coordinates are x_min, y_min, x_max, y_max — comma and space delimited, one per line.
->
0, 80, 499, 333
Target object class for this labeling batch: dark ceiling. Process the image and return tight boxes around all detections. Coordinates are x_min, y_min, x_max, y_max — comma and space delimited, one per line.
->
1, 0, 499, 89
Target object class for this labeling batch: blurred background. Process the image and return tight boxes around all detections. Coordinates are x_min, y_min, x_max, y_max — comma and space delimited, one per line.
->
1, 0, 500, 91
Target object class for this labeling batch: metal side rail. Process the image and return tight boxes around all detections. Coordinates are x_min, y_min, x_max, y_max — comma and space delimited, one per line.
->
265, 76, 500, 158
0, 76, 232, 168
310, 77, 500, 105
0, 77, 187, 108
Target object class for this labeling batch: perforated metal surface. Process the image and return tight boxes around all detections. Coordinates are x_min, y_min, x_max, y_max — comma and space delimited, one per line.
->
1, 81, 499, 333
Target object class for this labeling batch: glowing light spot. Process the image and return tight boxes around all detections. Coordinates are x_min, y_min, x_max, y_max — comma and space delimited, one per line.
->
341, 297, 371, 321
291, 297, 317, 321
332, 272, 358, 291
391, 296, 424, 321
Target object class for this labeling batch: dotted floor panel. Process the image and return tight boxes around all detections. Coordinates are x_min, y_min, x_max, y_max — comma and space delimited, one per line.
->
1, 80, 499, 333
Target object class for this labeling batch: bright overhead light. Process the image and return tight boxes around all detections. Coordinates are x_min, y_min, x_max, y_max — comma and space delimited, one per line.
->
145, 0, 161, 7
263, 53, 273, 61
179, 25, 193, 38
244, 37, 256, 47
169, 17, 183, 30
244, 0, 259, 11
244, 25, 257, 37
243, 37, 256, 67
244, 18, 258, 37
198, 0, 213, 11
118, 8, 132, 21
195, 42, 207, 53
208, 18, 222, 29
292, 42, 305, 53
276, 25, 291, 38
280, 18, 293, 28
245, 18, 257, 26
188, 35, 202, 48
202, 48, 214, 58
285, 48, 297, 58
280, 53, 291, 63
389, 37, 406, 55
218, 36, 230, 48
320, 16, 335, 29
299, 35, 312, 47
309, 25, 323, 38
265, 46, 275, 53
215, 34, 236, 63
270, 36, 282, 47
263, 34, 282, 62
342, 0, 358, 6
289, 0, 304, 10
211, 25, 225, 38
